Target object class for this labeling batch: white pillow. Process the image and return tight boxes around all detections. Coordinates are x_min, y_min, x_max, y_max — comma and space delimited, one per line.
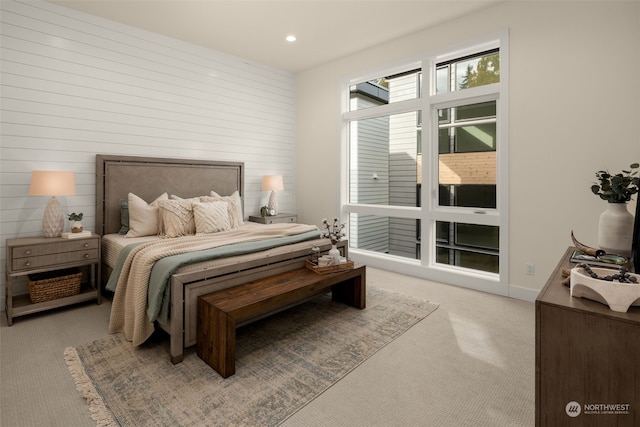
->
170, 194, 203, 203
193, 202, 231, 234
201, 190, 244, 228
158, 199, 196, 238
125, 192, 168, 238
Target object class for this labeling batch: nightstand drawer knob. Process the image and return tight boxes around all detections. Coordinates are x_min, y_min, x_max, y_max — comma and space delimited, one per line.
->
25, 261, 31, 267
25, 250, 31, 255
84, 253, 90, 259
84, 243, 89, 248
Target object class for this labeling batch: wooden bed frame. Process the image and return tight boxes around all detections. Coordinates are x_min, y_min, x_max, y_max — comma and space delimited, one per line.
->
95, 154, 339, 363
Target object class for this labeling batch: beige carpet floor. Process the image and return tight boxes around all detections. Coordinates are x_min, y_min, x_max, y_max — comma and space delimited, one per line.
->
0, 267, 535, 426
64, 287, 438, 426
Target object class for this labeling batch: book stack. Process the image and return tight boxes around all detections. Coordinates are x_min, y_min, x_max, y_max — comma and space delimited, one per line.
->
570, 249, 627, 268
61, 230, 92, 239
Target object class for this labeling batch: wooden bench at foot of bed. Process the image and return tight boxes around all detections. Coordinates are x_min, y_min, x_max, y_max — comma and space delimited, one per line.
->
197, 265, 366, 378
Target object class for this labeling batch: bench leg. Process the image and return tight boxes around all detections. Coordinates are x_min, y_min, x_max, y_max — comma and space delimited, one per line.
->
197, 303, 237, 378
332, 270, 366, 309
170, 330, 184, 365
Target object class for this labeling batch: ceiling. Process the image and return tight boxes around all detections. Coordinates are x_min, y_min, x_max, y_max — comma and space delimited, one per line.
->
51, 0, 500, 73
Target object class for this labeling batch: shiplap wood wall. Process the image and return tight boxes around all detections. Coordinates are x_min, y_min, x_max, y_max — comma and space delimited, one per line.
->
0, 0, 296, 306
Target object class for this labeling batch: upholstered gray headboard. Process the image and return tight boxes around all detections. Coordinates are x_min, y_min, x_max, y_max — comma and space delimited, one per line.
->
96, 155, 244, 236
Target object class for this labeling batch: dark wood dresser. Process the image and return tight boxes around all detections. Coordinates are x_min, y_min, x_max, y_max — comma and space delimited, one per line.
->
535, 247, 640, 426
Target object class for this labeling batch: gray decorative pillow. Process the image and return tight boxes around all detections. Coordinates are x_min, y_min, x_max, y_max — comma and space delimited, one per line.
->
119, 199, 129, 235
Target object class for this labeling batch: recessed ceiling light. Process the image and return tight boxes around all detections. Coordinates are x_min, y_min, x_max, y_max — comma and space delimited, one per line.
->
286, 35, 297, 42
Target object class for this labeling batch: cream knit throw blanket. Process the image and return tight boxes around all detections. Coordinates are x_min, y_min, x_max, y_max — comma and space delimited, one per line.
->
108, 223, 319, 346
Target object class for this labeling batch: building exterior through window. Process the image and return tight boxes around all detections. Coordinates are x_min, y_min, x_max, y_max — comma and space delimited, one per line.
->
342, 33, 508, 294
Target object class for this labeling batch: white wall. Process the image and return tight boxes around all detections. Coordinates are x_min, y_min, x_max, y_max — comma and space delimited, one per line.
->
295, 1, 640, 298
2, 0, 638, 308
0, 0, 296, 306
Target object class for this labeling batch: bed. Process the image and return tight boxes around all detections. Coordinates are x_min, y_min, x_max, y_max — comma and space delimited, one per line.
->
96, 154, 340, 363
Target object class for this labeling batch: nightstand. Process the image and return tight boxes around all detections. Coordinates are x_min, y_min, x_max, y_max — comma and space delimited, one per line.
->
5, 234, 101, 325
248, 213, 297, 224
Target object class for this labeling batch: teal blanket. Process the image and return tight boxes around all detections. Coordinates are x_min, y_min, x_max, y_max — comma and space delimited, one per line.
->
106, 230, 321, 324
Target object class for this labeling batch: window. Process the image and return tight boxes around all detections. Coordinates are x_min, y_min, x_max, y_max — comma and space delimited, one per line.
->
348, 71, 421, 260
349, 70, 420, 111
434, 100, 498, 271
342, 32, 509, 294
436, 49, 500, 94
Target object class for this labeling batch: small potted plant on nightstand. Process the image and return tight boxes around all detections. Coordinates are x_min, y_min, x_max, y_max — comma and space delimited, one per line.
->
67, 212, 83, 233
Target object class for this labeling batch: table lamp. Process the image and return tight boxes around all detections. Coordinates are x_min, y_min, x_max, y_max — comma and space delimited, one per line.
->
262, 175, 284, 215
29, 170, 76, 237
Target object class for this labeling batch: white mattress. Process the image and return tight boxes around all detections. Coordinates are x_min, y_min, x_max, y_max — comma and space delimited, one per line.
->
101, 223, 299, 269
101, 234, 159, 269
101, 230, 327, 276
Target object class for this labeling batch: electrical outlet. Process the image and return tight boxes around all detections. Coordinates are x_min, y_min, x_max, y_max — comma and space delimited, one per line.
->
526, 263, 535, 275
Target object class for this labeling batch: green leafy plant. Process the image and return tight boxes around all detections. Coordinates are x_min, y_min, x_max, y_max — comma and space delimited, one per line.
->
591, 163, 639, 203
67, 212, 83, 221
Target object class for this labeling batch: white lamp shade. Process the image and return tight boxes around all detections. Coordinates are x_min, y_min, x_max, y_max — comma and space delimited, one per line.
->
29, 171, 76, 196
262, 175, 283, 215
261, 175, 284, 191
29, 171, 76, 237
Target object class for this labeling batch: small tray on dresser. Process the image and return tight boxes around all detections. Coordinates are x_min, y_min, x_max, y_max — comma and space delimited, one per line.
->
306, 259, 355, 274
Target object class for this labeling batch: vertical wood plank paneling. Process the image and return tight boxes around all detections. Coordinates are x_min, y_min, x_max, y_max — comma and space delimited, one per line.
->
0, 0, 296, 307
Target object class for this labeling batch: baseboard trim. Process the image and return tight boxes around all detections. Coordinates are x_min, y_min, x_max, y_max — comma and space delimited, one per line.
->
508, 284, 539, 302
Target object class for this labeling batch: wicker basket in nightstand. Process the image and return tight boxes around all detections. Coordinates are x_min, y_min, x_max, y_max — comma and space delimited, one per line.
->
28, 268, 82, 303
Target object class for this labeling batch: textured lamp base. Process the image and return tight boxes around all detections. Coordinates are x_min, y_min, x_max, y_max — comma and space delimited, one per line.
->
268, 190, 278, 215
42, 197, 64, 238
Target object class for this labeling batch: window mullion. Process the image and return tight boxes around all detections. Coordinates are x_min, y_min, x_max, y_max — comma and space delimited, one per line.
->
343, 98, 421, 121
430, 83, 500, 109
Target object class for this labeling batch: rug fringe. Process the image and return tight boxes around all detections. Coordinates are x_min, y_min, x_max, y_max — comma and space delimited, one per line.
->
64, 346, 118, 427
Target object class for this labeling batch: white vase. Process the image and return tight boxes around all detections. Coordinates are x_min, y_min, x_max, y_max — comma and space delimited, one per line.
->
597, 202, 634, 257
328, 244, 341, 264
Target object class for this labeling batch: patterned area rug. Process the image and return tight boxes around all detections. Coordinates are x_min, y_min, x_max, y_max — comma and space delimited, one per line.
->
65, 287, 438, 426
